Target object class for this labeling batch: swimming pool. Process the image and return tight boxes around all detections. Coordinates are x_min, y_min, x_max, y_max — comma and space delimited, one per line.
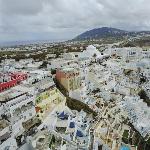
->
120, 145, 131, 150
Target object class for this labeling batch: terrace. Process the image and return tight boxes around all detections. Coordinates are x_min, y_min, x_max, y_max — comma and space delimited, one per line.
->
0, 119, 10, 132
0, 89, 25, 103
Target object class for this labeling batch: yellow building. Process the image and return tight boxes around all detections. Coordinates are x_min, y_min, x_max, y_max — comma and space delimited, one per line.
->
34, 78, 66, 120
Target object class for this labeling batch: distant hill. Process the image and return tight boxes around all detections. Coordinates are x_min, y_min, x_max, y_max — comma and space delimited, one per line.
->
73, 27, 150, 41
118, 36, 150, 48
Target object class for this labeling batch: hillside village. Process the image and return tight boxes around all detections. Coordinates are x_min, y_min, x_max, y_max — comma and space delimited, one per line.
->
0, 42, 150, 150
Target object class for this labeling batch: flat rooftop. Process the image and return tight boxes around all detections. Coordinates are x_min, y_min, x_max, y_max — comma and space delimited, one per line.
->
0, 88, 27, 103
0, 119, 10, 131
62, 67, 74, 72
23, 77, 55, 90
35, 78, 55, 91
61, 67, 80, 73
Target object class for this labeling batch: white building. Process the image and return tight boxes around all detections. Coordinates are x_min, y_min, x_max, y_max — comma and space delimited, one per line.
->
0, 86, 36, 149
79, 45, 106, 60
63, 53, 75, 60
110, 47, 142, 61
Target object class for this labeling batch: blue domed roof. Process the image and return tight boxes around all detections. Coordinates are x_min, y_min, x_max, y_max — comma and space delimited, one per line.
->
69, 122, 75, 128
58, 111, 68, 120
76, 130, 84, 137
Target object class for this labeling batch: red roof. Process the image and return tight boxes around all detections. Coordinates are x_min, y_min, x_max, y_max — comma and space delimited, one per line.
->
0, 73, 27, 92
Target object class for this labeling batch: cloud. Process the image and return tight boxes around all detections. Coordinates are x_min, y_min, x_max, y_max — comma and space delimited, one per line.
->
1, 0, 44, 15
0, 0, 150, 42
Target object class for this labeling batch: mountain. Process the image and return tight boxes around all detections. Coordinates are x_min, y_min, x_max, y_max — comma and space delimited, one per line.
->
74, 27, 150, 41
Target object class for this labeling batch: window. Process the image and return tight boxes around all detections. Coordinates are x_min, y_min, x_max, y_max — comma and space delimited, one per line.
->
29, 113, 32, 116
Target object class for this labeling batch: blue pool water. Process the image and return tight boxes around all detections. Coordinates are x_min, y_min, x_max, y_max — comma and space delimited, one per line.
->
120, 145, 130, 150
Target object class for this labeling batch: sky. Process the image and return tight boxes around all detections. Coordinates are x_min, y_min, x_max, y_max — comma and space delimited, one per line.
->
0, 0, 150, 43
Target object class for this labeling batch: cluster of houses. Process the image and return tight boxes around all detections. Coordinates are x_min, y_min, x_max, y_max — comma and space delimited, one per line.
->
0, 43, 52, 52
0, 44, 150, 150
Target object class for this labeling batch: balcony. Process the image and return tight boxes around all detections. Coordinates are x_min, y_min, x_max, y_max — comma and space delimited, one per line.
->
0, 119, 11, 144
10, 94, 34, 110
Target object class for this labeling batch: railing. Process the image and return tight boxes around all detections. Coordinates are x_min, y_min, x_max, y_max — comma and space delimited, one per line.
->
10, 95, 34, 107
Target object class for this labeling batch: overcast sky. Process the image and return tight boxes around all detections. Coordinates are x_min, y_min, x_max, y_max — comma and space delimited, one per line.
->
0, 0, 150, 43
